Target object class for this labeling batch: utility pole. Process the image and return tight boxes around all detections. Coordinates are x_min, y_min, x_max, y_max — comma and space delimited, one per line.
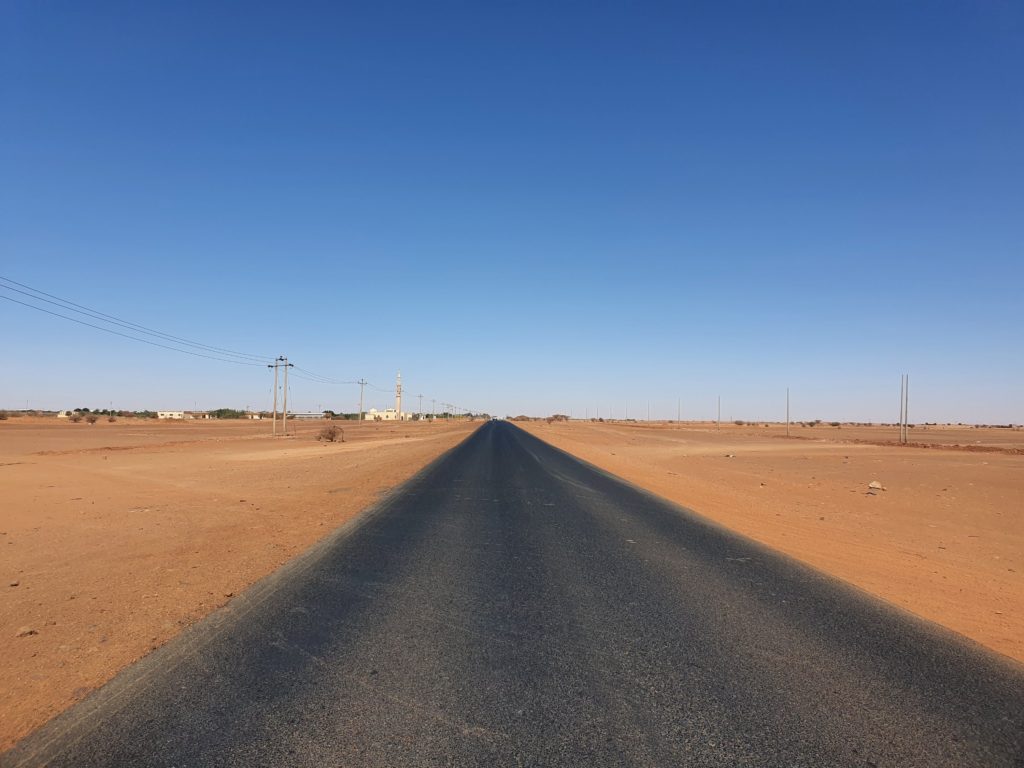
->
899, 375, 905, 443
647, 401, 650, 422
786, 387, 790, 437
432, 398, 436, 422
357, 379, 367, 422
677, 398, 681, 423
717, 395, 721, 431
395, 371, 402, 421
899, 374, 910, 444
418, 393, 423, 421
281, 357, 293, 436
268, 357, 283, 436
905, 375, 910, 443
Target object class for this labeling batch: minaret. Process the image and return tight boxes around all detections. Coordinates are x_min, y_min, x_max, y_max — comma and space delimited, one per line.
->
395, 371, 402, 420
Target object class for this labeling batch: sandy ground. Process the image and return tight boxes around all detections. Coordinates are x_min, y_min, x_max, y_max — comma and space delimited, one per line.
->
518, 420, 1023, 664
0, 416, 477, 750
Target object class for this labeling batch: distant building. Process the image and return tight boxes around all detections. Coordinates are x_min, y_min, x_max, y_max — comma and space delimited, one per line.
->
366, 407, 411, 421
245, 412, 263, 420
157, 411, 185, 420
57, 410, 72, 418
289, 412, 328, 420
185, 411, 213, 420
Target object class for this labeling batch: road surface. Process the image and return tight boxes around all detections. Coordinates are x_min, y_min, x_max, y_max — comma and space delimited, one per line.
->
5, 421, 1023, 767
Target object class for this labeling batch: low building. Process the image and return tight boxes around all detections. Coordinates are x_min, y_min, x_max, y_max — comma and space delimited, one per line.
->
245, 412, 263, 420
289, 412, 328, 420
365, 408, 411, 421
57, 410, 72, 418
157, 411, 185, 420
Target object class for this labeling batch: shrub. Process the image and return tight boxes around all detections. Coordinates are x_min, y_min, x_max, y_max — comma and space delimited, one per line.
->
734, 420, 745, 426
108, 415, 117, 423
0, 410, 7, 421
69, 414, 83, 423
209, 408, 246, 419
85, 414, 99, 424
318, 425, 344, 443
830, 422, 841, 427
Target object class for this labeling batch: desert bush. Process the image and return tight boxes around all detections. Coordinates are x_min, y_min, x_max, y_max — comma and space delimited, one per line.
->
734, 420, 745, 426
69, 414, 83, 423
0, 410, 7, 421
85, 414, 99, 424
108, 415, 117, 423
209, 408, 246, 419
317, 425, 344, 443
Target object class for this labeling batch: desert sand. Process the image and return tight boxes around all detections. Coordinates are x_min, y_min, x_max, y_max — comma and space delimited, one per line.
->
0, 416, 477, 750
3, 416, 1021, 750
518, 420, 1023, 666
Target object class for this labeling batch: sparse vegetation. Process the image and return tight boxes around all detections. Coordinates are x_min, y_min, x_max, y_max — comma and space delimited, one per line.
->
108, 415, 117, 423
85, 414, 99, 424
317, 425, 344, 442
0, 410, 7, 421
734, 420, 745, 426
69, 414, 83, 423
209, 408, 246, 419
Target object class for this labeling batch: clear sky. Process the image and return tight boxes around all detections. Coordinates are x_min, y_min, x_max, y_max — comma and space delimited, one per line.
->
2, 2, 1021, 422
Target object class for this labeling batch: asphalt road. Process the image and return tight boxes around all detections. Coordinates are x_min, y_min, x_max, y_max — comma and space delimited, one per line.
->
5, 421, 1023, 767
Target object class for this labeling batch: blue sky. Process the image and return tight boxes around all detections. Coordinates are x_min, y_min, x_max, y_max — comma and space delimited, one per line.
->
2, 1, 1021, 421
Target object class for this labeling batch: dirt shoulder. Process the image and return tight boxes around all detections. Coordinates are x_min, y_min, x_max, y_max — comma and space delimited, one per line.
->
518, 420, 1023, 664
0, 417, 478, 750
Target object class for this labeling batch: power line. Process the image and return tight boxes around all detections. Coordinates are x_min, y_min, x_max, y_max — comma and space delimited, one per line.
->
0, 276, 268, 362
1, 277, 483, 414
289, 366, 360, 386
0, 293, 268, 366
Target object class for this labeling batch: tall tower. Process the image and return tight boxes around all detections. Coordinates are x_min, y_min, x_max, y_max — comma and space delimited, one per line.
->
395, 371, 402, 420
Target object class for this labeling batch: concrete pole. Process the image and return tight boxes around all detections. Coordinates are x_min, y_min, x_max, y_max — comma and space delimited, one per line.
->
358, 379, 366, 422
282, 359, 291, 436
903, 374, 910, 444
396, 371, 402, 421
786, 387, 790, 437
269, 359, 280, 437
899, 375, 905, 444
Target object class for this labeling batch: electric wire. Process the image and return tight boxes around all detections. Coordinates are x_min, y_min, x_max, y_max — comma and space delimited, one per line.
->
2, 276, 479, 412
0, 294, 269, 366
0, 276, 269, 362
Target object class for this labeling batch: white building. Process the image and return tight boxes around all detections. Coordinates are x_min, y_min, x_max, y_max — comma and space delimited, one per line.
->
157, 411, 186, 420
365, 408, 411, 421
